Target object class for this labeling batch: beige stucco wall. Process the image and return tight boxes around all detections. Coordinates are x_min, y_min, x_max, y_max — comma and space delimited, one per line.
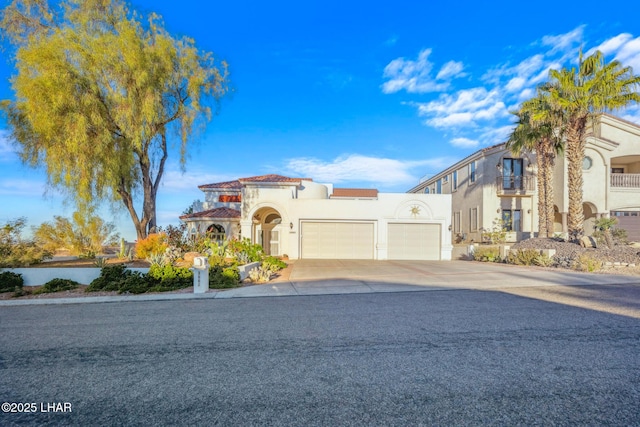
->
240, 189, 452, 260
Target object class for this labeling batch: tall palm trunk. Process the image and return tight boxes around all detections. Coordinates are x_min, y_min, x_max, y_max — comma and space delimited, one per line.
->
535, 142, 548, 238
535, 140, 556, 238
566, 115, 587, 240
544, 149, 556, 236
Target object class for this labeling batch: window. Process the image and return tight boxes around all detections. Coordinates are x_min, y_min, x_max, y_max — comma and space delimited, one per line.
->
470, 161, 477, 183
470, 207, 478, 231
436, 179, 442, 194
611, 167, 624, 173
582, 156, 593, 170
453, 212, 461, 233
452, 170, 458, 190
443, 175, 449, 183
502, 209, 522, 232
502, 158, 523, 189
424, 187, 430, 194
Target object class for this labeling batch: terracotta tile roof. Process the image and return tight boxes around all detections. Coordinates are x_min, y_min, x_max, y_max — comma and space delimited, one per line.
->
179, 207, 241, 220
331, 188, 379, 198
238, 174, 312, 184
198, 180, 242, 190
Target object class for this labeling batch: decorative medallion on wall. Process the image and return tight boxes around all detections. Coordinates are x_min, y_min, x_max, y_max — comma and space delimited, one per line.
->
410, 205, 421, 217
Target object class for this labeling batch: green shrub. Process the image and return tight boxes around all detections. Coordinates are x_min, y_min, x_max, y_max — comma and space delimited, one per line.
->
506, 249, 540, 266
0, 271, 24, 292
573, 253, 603, 272
472, 246, 501, 262
228, 238, 264, 263
533, 253, 555, 267
262, 256, 287, 272
209, 265, 241, 289
87, 264, 131, 292
1, 218, 52, 267
34, 278, 80, 294
148, 264, 192, 289
117, 272, 155, 294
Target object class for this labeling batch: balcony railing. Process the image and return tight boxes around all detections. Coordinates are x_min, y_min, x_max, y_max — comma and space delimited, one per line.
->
496, 176, 535, 195
611, 173, 640, 188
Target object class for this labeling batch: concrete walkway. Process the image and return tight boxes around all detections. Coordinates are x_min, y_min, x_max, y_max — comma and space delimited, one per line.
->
2, 259, 639, 306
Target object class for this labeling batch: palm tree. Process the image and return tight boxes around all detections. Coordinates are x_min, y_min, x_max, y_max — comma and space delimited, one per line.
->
507, 93, 564, 238
544, 50, 640, 240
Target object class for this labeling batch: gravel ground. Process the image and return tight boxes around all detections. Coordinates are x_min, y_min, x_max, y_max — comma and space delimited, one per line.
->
512, 238, 640, 264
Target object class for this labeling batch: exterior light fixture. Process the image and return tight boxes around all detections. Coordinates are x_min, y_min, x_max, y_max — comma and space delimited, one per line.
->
290, 222, 293, 229
448, 225, 452, 231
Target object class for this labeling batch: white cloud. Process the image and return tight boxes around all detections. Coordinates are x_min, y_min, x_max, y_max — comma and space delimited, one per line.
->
436, 61, 465, 80
416, 87, 509, 129
541, 26, 584, 54
284, 154, 456, 187
381, 49, 462, 94
588, 33, 634, 56
450, 137, 479, 148
614, 36, 640, 71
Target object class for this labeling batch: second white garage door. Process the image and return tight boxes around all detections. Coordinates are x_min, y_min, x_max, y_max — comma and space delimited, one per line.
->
301, 222, 374, 259
387, 223, 441, 260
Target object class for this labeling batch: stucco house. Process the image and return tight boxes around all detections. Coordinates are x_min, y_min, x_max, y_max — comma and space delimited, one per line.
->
407, 114, 640, 242
181, 174, 452, 260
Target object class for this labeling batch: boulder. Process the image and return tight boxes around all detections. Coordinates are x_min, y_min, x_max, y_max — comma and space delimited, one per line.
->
579, 236, 597, 248
183, 252, 201, 264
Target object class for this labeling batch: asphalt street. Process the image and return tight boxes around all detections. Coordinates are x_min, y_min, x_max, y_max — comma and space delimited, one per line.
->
1, 287, 639, 426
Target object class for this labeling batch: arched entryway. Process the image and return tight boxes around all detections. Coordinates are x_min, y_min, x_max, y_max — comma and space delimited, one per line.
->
252, 207, 283, 255
206, 224, 226, 241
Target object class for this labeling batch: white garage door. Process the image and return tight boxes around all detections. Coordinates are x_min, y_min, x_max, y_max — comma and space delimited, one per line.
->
387, 223, 441, 260
301, 222, 375, 259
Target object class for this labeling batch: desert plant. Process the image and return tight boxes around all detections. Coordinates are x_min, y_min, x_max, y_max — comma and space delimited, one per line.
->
93, 257, 108, 268
146, 252, 167, 268
228, 239, 264, 263
34, 278, 80, 294
573, 253, 603, 272
507, 249, 540, 266
594, 217, 618, 248
472, 246, 501, 262
0, 271, 24, 292
533, 253, 556, 267
135, 233, 168, 260
32, 211, 119, 257
157, 223, 190, 252
0, 218, 52, 267
481, 218, 507, 244
262, 256, 286, 272
249, 266, 273, 283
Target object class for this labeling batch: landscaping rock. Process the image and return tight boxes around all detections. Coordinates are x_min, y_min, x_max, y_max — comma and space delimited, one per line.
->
183, 252, 201, 264
580, 236, 597, 248
511, 238, 640, 266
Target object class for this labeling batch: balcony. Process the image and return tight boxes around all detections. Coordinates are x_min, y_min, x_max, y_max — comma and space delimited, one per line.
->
611, 173, 640, 188
496, 176, 536, 196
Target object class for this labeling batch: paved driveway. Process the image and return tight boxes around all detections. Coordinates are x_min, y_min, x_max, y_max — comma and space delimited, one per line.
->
220, 259, 640, 297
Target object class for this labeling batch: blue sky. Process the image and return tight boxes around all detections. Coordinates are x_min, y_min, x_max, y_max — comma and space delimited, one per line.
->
1, 0, 640, 241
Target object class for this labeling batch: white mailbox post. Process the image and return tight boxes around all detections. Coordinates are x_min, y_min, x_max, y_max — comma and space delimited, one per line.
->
192, 257, 210, 294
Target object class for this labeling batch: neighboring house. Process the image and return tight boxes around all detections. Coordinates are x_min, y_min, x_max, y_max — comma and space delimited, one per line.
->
407, 114, 640, 242
181, 174, 452, 260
